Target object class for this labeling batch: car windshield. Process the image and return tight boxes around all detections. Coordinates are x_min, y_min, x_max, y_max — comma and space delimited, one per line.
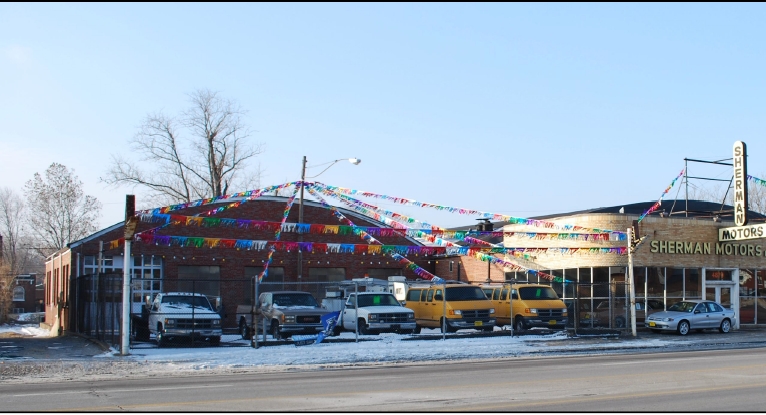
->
445, 286, 488, 301
518, 287, 559, 300
273, 293, 318, 307
668, 301, 697, 313
161, 295, 213, 310
356, 294, 401, 307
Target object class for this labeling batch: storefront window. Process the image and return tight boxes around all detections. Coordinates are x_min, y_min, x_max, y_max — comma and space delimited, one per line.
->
647, 267, 664, 299
633, 267, 646, 298
740, 296, 756, 324
550, 270, 563, 297
666, 268, 683, 306
685, 268, 701, 299
740, 269, 756, 297
592, 267, 609, 301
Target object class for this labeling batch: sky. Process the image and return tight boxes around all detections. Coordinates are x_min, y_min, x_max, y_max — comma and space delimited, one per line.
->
3, 3, 766, 230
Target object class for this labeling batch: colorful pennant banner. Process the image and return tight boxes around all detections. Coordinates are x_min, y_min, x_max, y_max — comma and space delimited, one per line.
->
306, 186, 442, 282
749, 175, 766, 187
313, 181, 625, 235
637, 168, 685, 223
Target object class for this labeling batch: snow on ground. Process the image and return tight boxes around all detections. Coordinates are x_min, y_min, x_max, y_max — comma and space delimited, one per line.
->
0, 324, 52, 338
117, 329, 688, 373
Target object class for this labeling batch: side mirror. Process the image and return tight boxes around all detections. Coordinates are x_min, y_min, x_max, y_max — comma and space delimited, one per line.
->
694, 309, 701, 314
400, 300, 406, 306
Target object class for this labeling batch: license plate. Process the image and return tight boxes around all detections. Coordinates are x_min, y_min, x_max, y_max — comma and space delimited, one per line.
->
549, 320, 556, 325
649, 322, 656, 327
474, 321, 483, 326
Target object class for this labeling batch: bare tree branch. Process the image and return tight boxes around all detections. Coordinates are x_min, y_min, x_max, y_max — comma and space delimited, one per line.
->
24, 163, 102, 258
102, 89, 264, 205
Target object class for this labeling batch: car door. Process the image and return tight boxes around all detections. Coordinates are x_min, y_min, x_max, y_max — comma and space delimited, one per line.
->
691, 302, 711, 328
342, 294, 358, 330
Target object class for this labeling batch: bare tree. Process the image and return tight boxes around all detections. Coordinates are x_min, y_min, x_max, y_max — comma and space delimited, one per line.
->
0, 187, 27, 274
0, 260, 13, 323
24, 163, 102, 258
102, 89, 264, 205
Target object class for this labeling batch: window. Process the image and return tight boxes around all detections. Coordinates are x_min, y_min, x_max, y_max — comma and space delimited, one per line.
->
407, 289, 422, 302
13, 286, 25, 302
177, 265, 220, 300
245, 267, 285, 304
449, 261, 453, 272
13, 308, 24, 314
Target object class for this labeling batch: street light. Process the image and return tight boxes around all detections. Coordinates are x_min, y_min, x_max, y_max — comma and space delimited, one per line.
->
297, 156, 361, 287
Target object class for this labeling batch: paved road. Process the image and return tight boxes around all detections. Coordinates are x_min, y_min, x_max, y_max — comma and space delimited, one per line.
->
3, 346, 766, 411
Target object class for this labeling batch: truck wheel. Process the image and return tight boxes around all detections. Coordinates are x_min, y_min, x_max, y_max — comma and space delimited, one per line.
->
156, 324, 167, 347
441, 318, 456, 333
514, 316, 526, 333
239, 318, 252, 340
358, 318, 372, 335
414, 324, 422, 334
271, 320, 282, 340
209, 336, 221, 347
332, 325, 342, 336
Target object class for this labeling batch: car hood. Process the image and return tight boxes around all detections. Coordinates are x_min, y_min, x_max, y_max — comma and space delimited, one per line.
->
646, 310, 694, 320
159, 304, 218, 314
358, 306, 413, 313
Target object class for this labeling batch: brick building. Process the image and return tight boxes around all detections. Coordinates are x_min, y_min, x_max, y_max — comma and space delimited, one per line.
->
44, 196, 434, 334
436, 200, 766, 329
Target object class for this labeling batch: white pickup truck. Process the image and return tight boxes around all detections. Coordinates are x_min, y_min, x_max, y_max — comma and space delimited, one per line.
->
146, 292, 223, 347
337, 292, 416, 335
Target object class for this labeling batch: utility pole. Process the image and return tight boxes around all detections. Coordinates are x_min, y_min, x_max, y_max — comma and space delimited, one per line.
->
121, 195, 139, 356
627, 226, 647, 338
298, 156, 307, 290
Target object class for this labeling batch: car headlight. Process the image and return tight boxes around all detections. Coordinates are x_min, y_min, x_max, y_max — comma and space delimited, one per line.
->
526, 308, 538, 315
164, 318, 175, 327
284, 315, 295, 323
407, 313, 414, 319
448, 310, 462, 316
662, 317, 674, 322
212, 319, 221, 327
489, 309, 495, 314
368, 314, 378, 322
562, 309, 568, 316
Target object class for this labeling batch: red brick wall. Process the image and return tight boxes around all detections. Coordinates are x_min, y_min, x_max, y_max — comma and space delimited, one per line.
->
51, 197, 438, 328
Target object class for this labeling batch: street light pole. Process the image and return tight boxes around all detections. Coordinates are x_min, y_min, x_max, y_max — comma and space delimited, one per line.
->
296, 156, 360, 289
298, 156, 307, 290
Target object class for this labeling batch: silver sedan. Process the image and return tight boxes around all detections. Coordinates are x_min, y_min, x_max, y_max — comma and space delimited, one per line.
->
644, 300, 736, 335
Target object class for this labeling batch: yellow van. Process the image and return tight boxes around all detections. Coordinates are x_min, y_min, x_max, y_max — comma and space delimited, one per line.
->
405, 283, 496, 333
480, 283, 568, 332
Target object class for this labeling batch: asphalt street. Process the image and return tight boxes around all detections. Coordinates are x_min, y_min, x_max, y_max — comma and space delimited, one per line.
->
3, 347, 766, 411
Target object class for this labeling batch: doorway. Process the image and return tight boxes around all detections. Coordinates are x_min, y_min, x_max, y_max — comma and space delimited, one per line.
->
702, 268, 740, 329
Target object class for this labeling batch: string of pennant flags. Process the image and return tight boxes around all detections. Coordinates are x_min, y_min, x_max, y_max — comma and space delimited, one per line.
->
137, 212, 622, 241
749, 175, 766, 187
305, 185, 441, 281
101, 178, 669, 283
637, 168, 685, 223
313, 181, 625, 235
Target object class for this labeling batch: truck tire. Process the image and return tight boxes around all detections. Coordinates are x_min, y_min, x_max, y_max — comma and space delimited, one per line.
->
239, 318, 252, 340
209, 336, 221, 347
358, 318, 372, 335
514, 316, 526, 333
271, 320, 283, 340
441, 318, 456, 333
156, 324, 167, 348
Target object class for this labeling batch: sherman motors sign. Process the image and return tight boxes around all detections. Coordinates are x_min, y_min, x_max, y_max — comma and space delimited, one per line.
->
719, 224, 766, 242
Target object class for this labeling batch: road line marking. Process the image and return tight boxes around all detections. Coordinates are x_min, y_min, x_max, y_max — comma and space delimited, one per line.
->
12, 384, 234, 397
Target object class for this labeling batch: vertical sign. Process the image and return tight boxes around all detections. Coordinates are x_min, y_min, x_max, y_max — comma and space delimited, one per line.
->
733, 141, 748, 226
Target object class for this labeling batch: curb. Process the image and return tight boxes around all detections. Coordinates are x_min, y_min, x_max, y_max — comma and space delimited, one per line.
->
65, 331, 112, 352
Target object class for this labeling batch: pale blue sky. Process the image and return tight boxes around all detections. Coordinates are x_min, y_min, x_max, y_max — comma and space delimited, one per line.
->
2, 3, 765, 229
